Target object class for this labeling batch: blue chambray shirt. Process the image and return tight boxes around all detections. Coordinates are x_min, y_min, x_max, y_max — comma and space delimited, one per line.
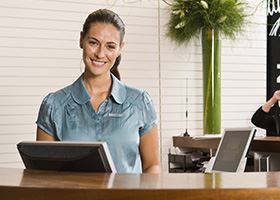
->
36, 73, 157, 173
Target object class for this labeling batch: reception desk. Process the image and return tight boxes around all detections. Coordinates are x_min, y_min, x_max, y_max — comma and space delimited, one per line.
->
173, 136, 280, 153
172, 136, 280, 171
1, 167, 280, 200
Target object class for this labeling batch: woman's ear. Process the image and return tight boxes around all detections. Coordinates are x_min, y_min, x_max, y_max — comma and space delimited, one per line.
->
79, 32, 84, 49
120, 41, 125, 50
118, 41, 125, 56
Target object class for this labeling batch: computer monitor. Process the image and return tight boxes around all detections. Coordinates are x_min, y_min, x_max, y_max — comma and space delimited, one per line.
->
17, 141, 116, 173
205, 128, 256, 173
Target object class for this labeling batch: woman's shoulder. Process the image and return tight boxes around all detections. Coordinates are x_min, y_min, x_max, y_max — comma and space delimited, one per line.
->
42, 84, 73, 107
123, 84, 152, 105
124, 84, 143, 97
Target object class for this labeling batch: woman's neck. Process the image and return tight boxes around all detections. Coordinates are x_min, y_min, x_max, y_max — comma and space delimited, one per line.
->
83, 72, 112, 98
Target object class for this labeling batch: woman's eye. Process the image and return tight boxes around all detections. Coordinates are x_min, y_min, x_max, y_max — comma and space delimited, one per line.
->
89, 41, 98, 45
107, 45, 116, 50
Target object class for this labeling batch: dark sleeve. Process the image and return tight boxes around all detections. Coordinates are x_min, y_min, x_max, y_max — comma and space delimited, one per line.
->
251, 106, 276, 132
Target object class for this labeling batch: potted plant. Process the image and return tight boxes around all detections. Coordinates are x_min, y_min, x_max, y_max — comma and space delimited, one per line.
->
164, 0, 248, 134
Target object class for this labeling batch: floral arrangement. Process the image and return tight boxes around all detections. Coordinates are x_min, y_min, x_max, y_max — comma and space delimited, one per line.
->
164, 0, 248, 45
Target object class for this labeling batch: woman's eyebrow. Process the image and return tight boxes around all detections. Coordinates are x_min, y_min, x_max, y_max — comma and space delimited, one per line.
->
87, 36, 98, 41
87, 36, 118, 45
107, 41, 117, 45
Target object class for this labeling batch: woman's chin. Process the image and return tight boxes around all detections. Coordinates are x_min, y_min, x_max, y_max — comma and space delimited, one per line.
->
85, 69, 109, 77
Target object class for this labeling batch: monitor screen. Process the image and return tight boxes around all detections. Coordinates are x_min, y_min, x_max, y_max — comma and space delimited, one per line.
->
211, 128, 256, 172
17, 141, 116, 173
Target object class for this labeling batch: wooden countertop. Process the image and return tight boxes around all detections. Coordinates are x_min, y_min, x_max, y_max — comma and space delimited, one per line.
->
173, 136, 280, 152
1, 168, 280, 200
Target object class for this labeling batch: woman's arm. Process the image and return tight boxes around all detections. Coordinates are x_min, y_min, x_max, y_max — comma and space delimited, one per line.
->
139, 126, 161, 174
36, 127, 56, 141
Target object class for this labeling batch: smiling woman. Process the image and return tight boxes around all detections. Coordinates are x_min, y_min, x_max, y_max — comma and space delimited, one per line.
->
80, 21, 124, 111
35, 9, 161, 174
81, 22, 123, 95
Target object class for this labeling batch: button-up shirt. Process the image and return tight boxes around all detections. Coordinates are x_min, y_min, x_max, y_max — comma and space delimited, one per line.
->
36, 74, 157, 173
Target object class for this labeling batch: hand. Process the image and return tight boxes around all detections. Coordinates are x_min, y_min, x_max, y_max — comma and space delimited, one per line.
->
272, 90, 280, 102
262, 90, 280, 112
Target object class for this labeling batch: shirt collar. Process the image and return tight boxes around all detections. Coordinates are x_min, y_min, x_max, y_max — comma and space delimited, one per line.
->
71, 74, 91, 104
71, 73, 126, 105
110, 74, 127, 104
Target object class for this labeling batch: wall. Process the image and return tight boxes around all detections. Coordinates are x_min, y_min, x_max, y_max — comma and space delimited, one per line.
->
159, 0, 267, 168
0, 0, 266, 171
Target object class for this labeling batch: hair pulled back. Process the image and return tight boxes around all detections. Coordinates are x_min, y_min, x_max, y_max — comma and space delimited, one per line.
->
82, 9, 125, 80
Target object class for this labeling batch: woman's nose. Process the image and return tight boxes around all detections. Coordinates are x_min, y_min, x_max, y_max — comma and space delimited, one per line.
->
95, 45, 105, 58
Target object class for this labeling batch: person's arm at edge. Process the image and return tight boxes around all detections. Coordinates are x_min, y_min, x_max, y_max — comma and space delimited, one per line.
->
139, 126, 161, 174
262, 90, 280, 112
36, 127, 56, 141
252, 90, 280, 130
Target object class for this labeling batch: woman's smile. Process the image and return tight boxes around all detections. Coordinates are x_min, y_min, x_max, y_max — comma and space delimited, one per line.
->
81, 22, 122, 77
90, 58, 107, 67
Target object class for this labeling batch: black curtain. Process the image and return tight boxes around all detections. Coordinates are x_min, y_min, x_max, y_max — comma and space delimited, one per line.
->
267, 2, 280, 100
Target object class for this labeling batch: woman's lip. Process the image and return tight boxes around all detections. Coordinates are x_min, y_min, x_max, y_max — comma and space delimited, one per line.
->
90, 59, 107, 64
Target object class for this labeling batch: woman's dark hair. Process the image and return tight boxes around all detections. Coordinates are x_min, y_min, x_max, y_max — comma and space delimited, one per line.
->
82, 9, 125, 80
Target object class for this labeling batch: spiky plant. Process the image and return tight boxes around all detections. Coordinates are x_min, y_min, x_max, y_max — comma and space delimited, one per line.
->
165, 0, 247, 45
164, 0, 251, 134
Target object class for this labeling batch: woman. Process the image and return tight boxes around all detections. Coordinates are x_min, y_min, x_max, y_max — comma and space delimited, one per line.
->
251, 90, 280, 136
36, 9, 161, 173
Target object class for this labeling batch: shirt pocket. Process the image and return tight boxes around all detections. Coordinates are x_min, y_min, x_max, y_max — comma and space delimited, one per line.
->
106, 104, 138, 135
108, 110, 129, 128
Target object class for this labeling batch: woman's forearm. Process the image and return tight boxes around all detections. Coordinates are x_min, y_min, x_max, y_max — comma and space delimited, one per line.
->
143, 164, 161, 174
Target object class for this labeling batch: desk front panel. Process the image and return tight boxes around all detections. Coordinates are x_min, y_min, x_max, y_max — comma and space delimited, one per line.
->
1, 168, 280, 200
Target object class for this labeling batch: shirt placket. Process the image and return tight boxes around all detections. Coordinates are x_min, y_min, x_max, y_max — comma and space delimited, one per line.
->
95, 100, 108, 141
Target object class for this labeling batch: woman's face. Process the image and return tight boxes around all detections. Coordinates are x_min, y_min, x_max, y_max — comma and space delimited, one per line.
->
80, 22, 123, 78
